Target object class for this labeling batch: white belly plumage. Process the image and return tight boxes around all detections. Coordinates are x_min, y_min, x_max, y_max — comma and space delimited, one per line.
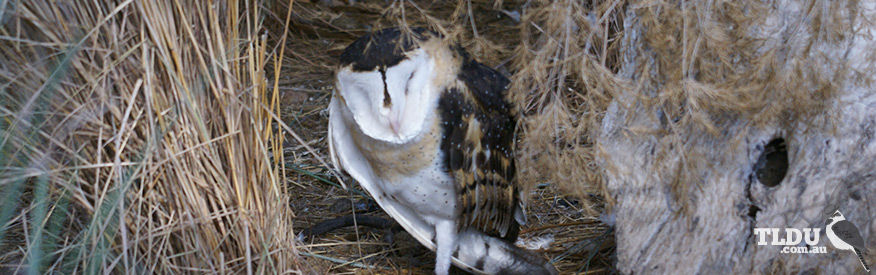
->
328, 97, 449, 249
380, 155, 456, 221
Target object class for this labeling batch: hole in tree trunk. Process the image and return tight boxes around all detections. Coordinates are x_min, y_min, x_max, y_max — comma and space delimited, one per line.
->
754, 138, 789, 187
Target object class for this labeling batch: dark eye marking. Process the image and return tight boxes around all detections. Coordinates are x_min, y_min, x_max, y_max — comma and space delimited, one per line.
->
404, 70, 416, 95
379, 66, 391, 107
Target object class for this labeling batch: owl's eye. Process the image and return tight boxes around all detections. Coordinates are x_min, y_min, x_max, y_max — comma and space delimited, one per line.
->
404, 70, 416, 95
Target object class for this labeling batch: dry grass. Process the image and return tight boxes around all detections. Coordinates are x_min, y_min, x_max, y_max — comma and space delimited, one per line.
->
511, 0, 626, 213
0, 0, 301, 273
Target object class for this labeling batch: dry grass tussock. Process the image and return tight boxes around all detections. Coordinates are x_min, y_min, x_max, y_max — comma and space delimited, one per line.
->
511, 0, 626, 213
1, 0, 303, 273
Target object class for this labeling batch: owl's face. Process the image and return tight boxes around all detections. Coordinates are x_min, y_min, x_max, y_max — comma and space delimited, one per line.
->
336, 49, 436, 144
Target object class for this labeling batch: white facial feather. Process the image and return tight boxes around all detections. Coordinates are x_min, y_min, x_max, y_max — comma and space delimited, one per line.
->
336, 49, 436, 144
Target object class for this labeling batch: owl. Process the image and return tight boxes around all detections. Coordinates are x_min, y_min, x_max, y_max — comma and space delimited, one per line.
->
328, 27, 555, 275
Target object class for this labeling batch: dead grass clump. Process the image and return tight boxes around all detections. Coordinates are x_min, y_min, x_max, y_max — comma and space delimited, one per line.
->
0, 0, 300, 273
512, 0, 627, 213
629, 0, 861, 133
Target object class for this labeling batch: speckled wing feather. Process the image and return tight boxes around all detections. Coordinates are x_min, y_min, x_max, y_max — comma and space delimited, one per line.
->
438, 48, 519, 240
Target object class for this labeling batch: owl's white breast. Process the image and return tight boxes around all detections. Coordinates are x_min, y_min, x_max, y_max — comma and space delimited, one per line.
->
381, 149, 456, 221
329, 95, 457, 248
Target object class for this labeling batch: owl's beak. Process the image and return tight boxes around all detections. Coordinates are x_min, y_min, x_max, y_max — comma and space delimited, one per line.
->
386, 106, 403, 138
389, 118, 402, 137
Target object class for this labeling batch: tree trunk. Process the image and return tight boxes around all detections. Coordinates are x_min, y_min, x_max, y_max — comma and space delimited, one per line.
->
599, 1, 876, 273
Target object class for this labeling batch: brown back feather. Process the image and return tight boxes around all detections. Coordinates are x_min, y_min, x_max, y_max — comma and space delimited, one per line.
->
438, 49, 519, 240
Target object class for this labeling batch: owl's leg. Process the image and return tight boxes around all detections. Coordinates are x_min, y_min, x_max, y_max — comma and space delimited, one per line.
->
434, 220, 458, 275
